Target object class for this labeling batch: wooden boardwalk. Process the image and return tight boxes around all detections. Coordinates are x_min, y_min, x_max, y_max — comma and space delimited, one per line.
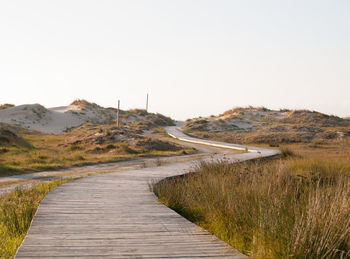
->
16, 127, 279, 258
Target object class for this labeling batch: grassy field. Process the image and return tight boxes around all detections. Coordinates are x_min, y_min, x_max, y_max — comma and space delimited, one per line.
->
153, 140, 350, 258
0, 179, 70, 258
0, 123, 195, 176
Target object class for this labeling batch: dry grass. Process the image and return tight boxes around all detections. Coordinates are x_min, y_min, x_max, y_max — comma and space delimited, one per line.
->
0, 104, 14, 110
153, 144, 350, 258
151, 127, 168, 135
121, 109, 175, 130
184, 107, 350, 145
0, 179, 70, 258
185, 129, 350, 146
0, 123, 195, 176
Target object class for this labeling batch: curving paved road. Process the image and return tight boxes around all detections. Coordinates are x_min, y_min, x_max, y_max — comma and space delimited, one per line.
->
16, 127, 279, 258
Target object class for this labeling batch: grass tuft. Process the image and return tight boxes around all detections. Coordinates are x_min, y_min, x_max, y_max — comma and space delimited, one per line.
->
280, 147, 298, 158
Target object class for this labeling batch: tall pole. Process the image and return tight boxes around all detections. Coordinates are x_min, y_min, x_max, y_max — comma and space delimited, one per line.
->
146, 93, 149, 112
117, 100, 120, 128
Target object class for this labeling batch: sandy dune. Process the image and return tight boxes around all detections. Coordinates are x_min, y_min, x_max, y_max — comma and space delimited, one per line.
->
0, 102, 117, 134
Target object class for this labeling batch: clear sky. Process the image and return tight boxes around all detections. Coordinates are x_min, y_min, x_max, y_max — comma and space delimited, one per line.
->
0, 1, 349, 120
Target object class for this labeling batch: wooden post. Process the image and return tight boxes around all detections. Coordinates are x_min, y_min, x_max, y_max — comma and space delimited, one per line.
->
146, 93, 149, 112
117, 100, 120, 128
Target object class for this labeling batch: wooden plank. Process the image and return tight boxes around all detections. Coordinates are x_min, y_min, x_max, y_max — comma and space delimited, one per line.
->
16, 160, 247, 258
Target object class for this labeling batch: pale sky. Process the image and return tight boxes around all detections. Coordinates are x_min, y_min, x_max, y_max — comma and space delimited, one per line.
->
0, 0, 349, 120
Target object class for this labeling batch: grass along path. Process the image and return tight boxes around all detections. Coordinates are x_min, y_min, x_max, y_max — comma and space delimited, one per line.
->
0, 179, 72, 258
153, 151, 350, 258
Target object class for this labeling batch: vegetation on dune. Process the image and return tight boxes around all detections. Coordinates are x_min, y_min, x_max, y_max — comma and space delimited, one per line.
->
70, 99, 99, 108
0, 179, 70, 258
150, 127, 168, 136
0, 123, 195, 176
153, 142, 350, 258
68, 100, 175, 130
120, 109, 175, 130
0, 125, 31, 149
0, 99, 176, 134
0, 104, 15, 110
184, 107, 350, 145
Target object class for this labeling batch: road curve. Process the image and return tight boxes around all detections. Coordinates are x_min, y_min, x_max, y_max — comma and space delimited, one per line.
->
16, 127, 279, 259
166, 126, 279, 157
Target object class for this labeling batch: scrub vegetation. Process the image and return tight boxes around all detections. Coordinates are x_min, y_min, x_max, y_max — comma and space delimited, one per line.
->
0, 123, 195, 176
184, 107, 350, 146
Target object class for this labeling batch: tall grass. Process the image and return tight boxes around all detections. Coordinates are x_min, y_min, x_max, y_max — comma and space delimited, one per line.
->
0, 180, 69, 258
153, 158, 350, 258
